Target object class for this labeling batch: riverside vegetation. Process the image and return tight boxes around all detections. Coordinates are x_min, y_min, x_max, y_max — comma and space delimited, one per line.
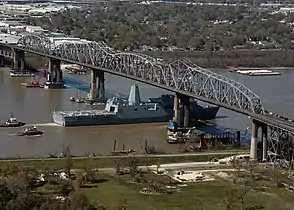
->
0, 154, 294, 210
26, 1, 294, 68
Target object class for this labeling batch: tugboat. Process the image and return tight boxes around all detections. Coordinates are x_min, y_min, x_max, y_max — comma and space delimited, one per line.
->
17, 126, 44, 136
0, 115, 26, 127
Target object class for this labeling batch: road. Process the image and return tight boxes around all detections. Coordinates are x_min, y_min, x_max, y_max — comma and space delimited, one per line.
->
0, 151, 249, 162
79, 161, 228, 174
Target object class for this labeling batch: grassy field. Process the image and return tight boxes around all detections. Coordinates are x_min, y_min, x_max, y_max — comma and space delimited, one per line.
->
0, 152, 246, 170
82, 173, 294, 210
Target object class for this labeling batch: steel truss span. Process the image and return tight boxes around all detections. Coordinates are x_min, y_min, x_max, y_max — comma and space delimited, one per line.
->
267, 126, 294, 169
17, 34, 264, 114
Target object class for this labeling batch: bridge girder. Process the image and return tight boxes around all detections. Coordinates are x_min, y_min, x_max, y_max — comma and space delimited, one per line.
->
16, 33, 264, 114
267, 126, 294, 169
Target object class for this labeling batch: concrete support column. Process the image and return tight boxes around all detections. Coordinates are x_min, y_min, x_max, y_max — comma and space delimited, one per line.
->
250, 119, 258, 160
173, 94, 180, 124
89, 70, 97, 100
262, 125, 268, 162
47, 60, 52, 82
0, 57, 4, 67
47, 58, 62, 82
176, 94, 190, 127
97, 70, 105, 102
19, 51, 25, 71
179, 102, 184, 127
182, 96, 190, 127
13, 50, 18, 70
55, 59, 61, 82
12, 50, 25, 71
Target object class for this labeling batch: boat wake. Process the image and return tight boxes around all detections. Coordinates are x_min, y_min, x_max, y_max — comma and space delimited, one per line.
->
27, 123, 59, 127
7, 133, 45, 137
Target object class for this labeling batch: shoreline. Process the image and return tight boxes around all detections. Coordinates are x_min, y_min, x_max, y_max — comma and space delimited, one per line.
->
211, 66, 294, 71
0, 150, 249, 169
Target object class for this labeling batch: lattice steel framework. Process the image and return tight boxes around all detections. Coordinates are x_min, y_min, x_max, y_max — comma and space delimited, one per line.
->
17, 33, 264, 114
267, 125, 294, 169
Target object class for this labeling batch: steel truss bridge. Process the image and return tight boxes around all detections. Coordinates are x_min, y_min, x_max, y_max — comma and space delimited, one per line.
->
0, 33, 294, 169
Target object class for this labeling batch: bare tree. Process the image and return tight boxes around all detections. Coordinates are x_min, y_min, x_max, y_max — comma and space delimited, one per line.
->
127, 157, 139, 180
63, 146, 73, 179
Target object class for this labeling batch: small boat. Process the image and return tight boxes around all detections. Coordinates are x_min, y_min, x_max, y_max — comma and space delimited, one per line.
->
70, 97, 75, 102
0, 115, 26, 127
17, 126, 44, 136
75, 98, 84, 103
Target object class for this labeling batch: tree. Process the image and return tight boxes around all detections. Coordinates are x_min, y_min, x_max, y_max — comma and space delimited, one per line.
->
76, 170, 86, 188
63, 146, 73, 178
58, 180, 74, 196
127, 157, 139, 179
69, 190, 90, 209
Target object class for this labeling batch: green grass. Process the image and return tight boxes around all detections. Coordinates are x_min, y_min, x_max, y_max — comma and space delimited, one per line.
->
83, 174, 294, 210
0, 153, 240, 170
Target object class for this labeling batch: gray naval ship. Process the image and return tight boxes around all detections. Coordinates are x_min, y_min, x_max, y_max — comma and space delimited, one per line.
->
149, 95, 219, 121
53, 84, 171, 126
53, 83, 220, 127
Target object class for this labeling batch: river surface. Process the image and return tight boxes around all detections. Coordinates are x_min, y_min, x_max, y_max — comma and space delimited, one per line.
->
0, 68, 293, 158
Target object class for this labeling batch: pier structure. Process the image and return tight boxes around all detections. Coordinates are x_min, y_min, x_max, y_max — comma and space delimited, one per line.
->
250, 119, 268, 161
89, 69, 105, 102
12, 49, 25, 71
44, 58, 64, 89
173, 93, 190, 127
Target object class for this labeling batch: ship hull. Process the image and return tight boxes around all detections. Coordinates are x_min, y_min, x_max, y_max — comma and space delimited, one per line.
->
53, 112, 171, 127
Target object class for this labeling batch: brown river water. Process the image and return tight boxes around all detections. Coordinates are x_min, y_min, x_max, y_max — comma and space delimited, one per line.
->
0, 67, 293, 158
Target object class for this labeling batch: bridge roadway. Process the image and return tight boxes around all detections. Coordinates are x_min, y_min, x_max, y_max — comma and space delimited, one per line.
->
1, 43, 294, 133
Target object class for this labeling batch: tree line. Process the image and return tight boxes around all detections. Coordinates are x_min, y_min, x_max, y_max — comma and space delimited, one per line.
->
26, 2, 294, 51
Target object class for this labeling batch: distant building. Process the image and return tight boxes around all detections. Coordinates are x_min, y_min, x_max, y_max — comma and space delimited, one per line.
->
26, 25, 44, 33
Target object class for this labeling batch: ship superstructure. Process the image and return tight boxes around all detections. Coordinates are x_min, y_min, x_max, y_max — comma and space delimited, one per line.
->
53, 84, 171, 126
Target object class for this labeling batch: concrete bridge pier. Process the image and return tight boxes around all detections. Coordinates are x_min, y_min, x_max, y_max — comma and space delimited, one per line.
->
173, 94, 180, 124
181, 95, 190, 128
261, 125, 268, 162
89, 70, 97, 101
89, 70, 105, 102
250, 119, 258, 160
12, 50, 25, 71
173, 93, 190, 127
0, 57, 5, 67
250, 119, 268, 161
97, 70, 105, 103
44, 58, 64, 89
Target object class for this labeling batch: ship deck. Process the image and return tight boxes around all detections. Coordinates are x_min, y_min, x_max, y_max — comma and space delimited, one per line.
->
54, 110, 115, 117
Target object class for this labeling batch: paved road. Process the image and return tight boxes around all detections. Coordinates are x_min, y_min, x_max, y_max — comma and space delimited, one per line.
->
0, 151, 249, 162
252, 113, 294, 133
78, 161, 228, 174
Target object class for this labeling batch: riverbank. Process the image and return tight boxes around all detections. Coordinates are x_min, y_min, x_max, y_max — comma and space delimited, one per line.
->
215, 66, 294, 71
0, 150, 248, 169
144, 50, 294, 69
